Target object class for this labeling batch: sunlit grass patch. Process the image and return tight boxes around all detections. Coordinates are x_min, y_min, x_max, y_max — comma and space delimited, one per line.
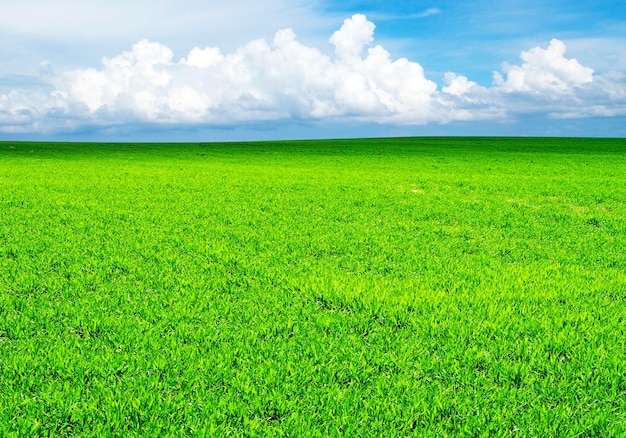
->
1, 137, 625, 435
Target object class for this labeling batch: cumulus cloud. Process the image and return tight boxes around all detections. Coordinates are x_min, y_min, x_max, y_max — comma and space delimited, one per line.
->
1, 15, 626, 134
23, 14, 439, 129
493, 39, 594, 96
330, 14, 376, 60
444, 38, 626, 120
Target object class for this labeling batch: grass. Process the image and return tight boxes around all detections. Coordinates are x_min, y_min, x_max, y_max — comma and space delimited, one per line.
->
1, 137, 625, 436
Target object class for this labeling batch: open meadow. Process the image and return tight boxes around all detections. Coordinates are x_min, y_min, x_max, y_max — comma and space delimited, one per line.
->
1, 137, 625, 436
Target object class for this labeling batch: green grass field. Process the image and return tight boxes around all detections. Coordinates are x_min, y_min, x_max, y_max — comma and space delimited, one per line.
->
1, 137, 625, 436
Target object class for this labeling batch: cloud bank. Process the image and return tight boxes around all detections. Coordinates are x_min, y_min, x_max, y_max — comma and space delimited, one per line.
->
1, 14, 625, 134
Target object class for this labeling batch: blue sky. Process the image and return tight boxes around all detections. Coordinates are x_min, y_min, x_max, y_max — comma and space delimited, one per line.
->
1, 0, 625, 141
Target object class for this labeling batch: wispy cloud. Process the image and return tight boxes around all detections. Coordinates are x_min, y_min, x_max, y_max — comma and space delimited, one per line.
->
369, 8, 443, 21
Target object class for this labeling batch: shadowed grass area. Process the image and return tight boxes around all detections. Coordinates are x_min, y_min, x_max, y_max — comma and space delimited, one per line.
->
1, 137, 625, 436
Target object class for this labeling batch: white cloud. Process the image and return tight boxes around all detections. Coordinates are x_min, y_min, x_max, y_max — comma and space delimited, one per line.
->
182, 47, 224, 69
442, 72, 479, 96
448, 39, 626, 120
493, 39, 594, 96
329, 14, 376, 60
10, 14, 438, 130
563, 38, 626, 74
1, 16, 626, 135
